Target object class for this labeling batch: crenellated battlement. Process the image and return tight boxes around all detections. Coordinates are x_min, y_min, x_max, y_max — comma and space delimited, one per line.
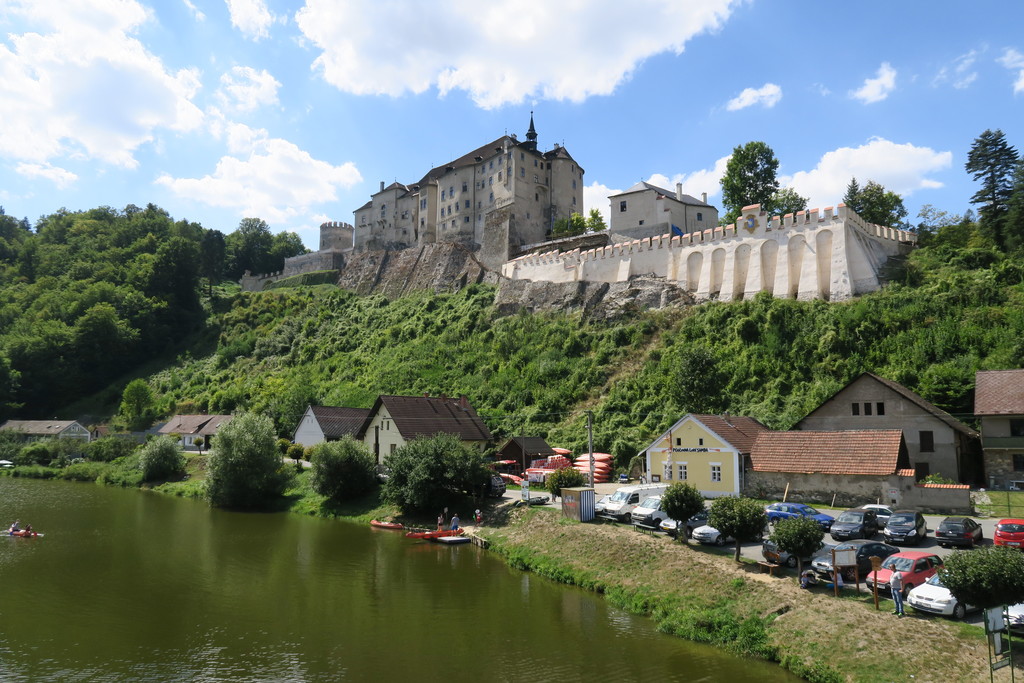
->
503, 203, 916, 303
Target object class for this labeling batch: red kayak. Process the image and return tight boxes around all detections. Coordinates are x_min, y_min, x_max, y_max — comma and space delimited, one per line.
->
370, 520, 403, 530
404, 529, 465, 539
7, 529, 42, 537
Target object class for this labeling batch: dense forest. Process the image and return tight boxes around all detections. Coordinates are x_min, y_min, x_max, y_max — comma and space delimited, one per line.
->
2, 128, 1023, 466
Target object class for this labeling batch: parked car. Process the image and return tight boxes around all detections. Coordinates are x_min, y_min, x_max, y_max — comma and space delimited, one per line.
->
659, 509, 709, 539
1006, 603, 1024, 634
692, 524, 732, 546
830, 508, 880, 541
810, 539, 899, 581
762, 538, 834, 569
765, 502, 834, 531
994, 519, 1024, 549
595, 494, 611, 514
907, 573, 975, 620
883, 510, 928, 546
866, 551, 944, 597
858, 504, 894, 527
935, 516, 984, 549
632, 495, 669, 530
598, 484, 669, 523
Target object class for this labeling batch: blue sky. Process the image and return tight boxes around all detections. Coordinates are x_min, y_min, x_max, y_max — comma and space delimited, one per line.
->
2, 0, 1023, 249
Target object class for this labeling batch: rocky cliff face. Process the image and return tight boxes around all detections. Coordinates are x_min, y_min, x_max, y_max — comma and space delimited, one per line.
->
331, 244, 692, 319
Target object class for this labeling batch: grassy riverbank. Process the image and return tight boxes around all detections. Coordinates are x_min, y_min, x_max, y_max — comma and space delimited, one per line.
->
481, 505, 1006, 683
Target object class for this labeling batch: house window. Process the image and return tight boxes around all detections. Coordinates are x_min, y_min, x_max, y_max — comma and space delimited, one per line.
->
698, 438, 704, 446
675, 438, 681, 446
920, 431, 934, 452
914, 462, 930, 480
852, 403, 860, 416
697, 212, 703, 221
390, 443, 397, 454
864, 402, 872, 416
711, 465, 722, 482
620, 200, 627, 212
678, 464, 687, 481
1013, 454, 1024, 471
876, 402, 885, 415
638, 220, 644, 225
1011, 419, 1024, 437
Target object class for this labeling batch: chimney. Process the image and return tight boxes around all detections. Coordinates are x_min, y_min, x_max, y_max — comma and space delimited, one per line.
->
460, 395, 469, 409
379, 181, 385, 192
701, 192, 707, 204
676, 183, 683, 201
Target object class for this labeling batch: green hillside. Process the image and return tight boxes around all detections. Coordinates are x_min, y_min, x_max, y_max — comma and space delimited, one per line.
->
2, 201, 1023, 469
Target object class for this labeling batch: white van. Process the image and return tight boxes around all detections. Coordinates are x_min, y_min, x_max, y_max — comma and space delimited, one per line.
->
631, 495, 669, 530
599, 484, 669, 522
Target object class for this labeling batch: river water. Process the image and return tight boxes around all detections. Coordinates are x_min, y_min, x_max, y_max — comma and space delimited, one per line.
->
0, 478, 797, 681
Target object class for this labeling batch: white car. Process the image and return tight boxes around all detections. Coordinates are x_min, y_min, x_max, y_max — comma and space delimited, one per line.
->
691, 524, 732, 546
906, 573, 974, 620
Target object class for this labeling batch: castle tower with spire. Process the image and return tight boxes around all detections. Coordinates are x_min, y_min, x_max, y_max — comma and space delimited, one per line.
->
351, 114, 584, 268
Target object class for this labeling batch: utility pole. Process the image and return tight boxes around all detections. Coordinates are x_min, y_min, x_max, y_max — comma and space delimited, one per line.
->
587, 410, 594, 487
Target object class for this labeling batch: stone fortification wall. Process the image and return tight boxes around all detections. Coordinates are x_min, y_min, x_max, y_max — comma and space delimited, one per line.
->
502, 204, 916, 303
335, 243, 496, 298
494, 275, 692, 320
283, 250, 345, 278
319, 221, 354, 251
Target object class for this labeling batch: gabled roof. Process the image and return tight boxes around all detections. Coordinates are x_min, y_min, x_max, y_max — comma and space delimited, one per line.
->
359, 395, 492, 442
0, 420, 86, 436
643, 413, 770, 455
975, 370, 1024, 416
750, 430, 905, 476
801, 372, 978, 437
497, 436, 555, 457
158, 415, 232, 437
308, 406, 372, 439
611, 181, 712, 207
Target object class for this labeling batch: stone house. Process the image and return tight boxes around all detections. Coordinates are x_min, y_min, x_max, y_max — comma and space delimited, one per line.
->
293, 405, 372, 448
356, 394, 492, 465
608, 181, 717, 241
0, 420, 91, 443
640, 414, 769, 498
795, 372, 981, 485
974, 369, 1024, 490
747, 429, 971, 513
158, 415, 232, 450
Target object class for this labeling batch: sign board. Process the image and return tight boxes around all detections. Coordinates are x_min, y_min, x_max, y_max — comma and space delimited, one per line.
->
521, 480, 530, 501
832, 548, 858, 567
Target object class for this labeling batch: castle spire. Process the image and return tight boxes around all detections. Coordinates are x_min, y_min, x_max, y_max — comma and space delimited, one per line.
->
525, 111, 538, 151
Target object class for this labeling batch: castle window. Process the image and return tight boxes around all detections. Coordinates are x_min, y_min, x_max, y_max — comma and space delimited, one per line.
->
526, 212, 530, 219
477, 201, 482, 209
533, 174, 539, 183
380, 204, 386, 215
441, 190, 446, 200
447, 206, 452, 215
520, 152, 524, 160
450, 186, 454, 196
464, 216, 470, 223
572, 197, 576, 205
420, 199, 427, 209
520, 168, 525, 177
535, 193, 539, 201
462, 182, 467, 192
489, 160, 493, 169
638, 220, 644, 225
534, 159, 538, 167
489, 176, 493, 185
697, 212, 703, 221
489, 192, 494, 202
464, 200, 470, 209
620, 201, 627, 212
420, 218, 424, 226
572, 179, 576, 189
498, 171, 502, 181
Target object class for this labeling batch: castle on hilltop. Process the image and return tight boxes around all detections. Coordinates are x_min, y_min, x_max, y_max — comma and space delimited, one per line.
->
242, 119, 915, 303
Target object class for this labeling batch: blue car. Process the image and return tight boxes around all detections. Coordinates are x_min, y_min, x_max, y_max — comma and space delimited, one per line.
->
765, 502, 834, 531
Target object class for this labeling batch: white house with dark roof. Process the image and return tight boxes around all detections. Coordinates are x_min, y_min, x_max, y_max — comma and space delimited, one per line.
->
158, 415, 232, 449
609, 181, 718, 241
795, 372, 981, 485
293, 405, 373, 448
356, 394, 492, 465
974, 369, 1024, 489
0, 420, 91, 443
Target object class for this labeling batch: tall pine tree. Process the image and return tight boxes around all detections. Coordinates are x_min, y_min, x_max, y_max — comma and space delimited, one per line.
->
965, 129, 1019, 249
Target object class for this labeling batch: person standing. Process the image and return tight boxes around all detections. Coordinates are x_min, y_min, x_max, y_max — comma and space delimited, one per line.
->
890, 570, 905, 617
474, 509, 482, 525
437, 512, 445, 531
450, 513, 460, 531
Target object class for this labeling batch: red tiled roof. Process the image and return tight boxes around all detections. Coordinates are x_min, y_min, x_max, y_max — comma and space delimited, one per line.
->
897, 468, 916, 477
691, 414, 769, 453
750, 430, 904, 476
310, 406, 372, 439
975, 370, 1024, 416
360, 395, 492, 442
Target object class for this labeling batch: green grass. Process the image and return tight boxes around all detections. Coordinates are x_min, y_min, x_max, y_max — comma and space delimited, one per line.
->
975, 490, 1024, 518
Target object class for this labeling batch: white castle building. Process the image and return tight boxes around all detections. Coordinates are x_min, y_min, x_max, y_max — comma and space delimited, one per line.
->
502, 203, 916, 302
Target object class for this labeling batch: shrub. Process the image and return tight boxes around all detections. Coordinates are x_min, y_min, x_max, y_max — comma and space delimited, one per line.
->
940, 546, 1024, 609
206, 412, 292, 509
309, 437, 376, 502
382, 433, 490, 513
88, 437, 137, 462
768, 516, 824, 574
661, 482, 706, 538
546, 466, 585, 499
709, 496, 768, 563
287, 443, 305, 462
138, 436, 185, 482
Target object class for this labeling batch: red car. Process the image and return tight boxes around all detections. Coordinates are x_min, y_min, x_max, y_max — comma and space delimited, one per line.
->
994, 519, 1024, 549
866, 551, 944, 597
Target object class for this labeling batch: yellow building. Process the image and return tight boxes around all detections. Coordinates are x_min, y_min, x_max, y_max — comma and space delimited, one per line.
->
641, 414, 769, 498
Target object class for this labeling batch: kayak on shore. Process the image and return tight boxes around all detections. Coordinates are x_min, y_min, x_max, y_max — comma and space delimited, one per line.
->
404, 528, 464, 539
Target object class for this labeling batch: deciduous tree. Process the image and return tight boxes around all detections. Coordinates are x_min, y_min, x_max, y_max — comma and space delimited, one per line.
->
709, 496, 767, 563
768, 187, 807, 218
119, 379, 156, 431
842, 178, 908, 228
720, 142, 780, 224
381, 433, 490, 513
206, 412, 293, 509
661, 482, 706, 541
768, 516, 824, 575
309, 437, 376, 503
941, 546, 1024, 610
546, 465, 584, 499
138, 435, 185, 482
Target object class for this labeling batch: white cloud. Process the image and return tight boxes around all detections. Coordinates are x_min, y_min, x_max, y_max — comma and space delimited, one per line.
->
182, 0, 205, 21
933, 50, 978, 90
16, 162, 78, 189
583, 181, 617, 226
725, 83, 782, 111
647, 156, 730, 203
0, 0, 203, 168
850, 62, 897, 104
225, 0, 276, 40
217, 66, 281, 111
294, 0, 738, 109
999, 48, 1024, 94
156, 123, 363, 223
781, 138, 952, 210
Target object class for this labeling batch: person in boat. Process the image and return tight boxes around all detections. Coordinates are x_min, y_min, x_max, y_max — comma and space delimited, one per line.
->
8, 520, 20, 534
450, 513, 460, 531
23, 524, 32, 535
